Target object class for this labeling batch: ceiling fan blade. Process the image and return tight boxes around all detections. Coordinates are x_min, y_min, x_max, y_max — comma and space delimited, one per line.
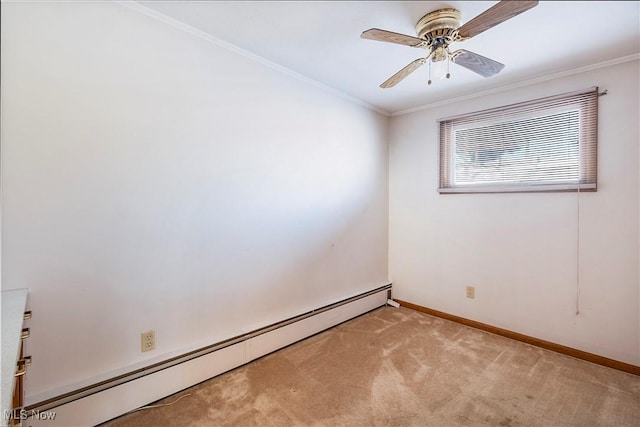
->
456, 1, 538, 40
451, 49, 504, 77
361, 28, 425, 47
380, 58, 427, 88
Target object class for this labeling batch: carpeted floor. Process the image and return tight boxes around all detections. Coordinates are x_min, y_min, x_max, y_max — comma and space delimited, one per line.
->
102, 306, 640, 426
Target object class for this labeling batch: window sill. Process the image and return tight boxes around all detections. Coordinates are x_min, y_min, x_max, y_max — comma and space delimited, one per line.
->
438, 183, 597, 194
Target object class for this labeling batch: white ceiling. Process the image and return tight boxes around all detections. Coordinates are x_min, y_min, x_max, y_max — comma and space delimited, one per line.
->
138, 1, 639, 115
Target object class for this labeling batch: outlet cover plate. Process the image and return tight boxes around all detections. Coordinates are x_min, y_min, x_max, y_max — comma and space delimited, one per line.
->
466, 286, 475, 299
141, 330, 155, 352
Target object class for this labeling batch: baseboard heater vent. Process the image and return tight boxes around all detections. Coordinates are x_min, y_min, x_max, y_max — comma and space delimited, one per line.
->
26, 283, 391, 426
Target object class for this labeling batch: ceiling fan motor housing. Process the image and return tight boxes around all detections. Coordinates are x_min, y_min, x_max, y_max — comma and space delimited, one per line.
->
415, 8, 461, 45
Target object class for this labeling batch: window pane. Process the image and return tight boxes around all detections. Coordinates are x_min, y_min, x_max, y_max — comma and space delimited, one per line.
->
453, 110, 580, 185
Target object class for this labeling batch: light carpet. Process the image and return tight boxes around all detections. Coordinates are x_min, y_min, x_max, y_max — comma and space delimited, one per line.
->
102, 306, 640, 426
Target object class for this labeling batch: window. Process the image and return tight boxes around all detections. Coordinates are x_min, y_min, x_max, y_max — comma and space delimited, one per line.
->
439, 88, 598, 193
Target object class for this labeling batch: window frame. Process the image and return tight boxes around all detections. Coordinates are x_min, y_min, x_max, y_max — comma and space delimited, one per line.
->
438, 87, 598, 194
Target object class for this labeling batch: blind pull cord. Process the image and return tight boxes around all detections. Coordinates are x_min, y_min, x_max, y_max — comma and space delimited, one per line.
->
576, 180, 581, 316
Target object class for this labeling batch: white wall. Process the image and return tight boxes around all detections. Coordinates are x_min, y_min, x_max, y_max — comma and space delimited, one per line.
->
1, 2, 389, 402
389, 60, 639, 365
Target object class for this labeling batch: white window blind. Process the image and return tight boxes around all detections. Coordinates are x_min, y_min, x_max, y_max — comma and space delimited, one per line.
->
439, 87, 598, 193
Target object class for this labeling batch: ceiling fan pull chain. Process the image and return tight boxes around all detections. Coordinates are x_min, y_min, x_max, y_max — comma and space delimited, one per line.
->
428, 60, 432, 85
446, 55, 451, 79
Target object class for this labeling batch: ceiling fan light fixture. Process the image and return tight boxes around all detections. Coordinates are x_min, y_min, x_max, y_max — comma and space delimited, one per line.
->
431, 45, 448, 62
429, 45, 450, 81
431, 57, 448, 80
428, 53, 450, 85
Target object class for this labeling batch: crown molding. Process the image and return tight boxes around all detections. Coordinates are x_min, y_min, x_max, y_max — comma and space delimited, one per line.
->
392, 53, 640, 116
117, 1, 391, 117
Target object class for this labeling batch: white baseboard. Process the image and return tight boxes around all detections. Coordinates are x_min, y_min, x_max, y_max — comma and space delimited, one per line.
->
27, 287, 389, 427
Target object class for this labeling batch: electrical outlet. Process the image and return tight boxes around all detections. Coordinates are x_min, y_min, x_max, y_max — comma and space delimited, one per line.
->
141, 330, 155, 352
466, 286, 475, 299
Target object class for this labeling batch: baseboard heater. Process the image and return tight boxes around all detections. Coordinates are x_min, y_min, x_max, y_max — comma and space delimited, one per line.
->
25, 284, 391, 427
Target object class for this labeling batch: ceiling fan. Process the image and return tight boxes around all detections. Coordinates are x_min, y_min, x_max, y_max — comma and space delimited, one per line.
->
361, 1, 538, 88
